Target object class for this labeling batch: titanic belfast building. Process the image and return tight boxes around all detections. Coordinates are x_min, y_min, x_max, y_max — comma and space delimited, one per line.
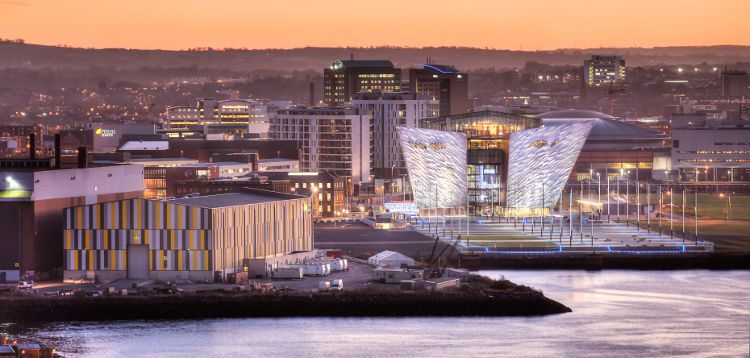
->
420, 109, 668, 214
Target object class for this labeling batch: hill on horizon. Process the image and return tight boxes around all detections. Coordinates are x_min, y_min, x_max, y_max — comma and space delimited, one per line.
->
2, 41, 750, 72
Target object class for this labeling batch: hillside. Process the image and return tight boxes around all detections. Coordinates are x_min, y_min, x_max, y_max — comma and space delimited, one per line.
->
2, 42, 750, 71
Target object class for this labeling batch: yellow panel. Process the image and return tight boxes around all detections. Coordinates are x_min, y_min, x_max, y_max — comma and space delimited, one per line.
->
177, 205, 184, 229
73, 250, 79, 270
65, 230, 72, 250
84, 230, 91, 250
88, 250, 94, 270
110, 202, 116, 229
155, 202, 162, 229
110, 250, 116, 271
121, 201, 128, 228
76, 207, 83, 229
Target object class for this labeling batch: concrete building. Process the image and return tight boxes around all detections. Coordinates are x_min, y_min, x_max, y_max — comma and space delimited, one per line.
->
258, 158, 300, 172
352, 92, 439, 179
323, 59, 401, 107
671, 116, 750, 182
0, 163, 144, 281
166, 98, 269, 136
270, 107, 371, 183
721, 69, 750, 97
584, 55, 626, 88
408, 64, 469, 116
62, 189, 314, 282
57, 122, 156, 154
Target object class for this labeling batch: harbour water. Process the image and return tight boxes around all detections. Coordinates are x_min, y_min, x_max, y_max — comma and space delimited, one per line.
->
4, 270, 749, 357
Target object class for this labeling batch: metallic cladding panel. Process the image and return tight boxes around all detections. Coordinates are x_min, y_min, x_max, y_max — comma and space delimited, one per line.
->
397, 127, 468, 208
506, 122, 594, 209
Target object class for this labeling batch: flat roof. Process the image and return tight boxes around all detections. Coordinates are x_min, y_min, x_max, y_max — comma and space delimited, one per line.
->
259, 158, 297, 163
167, 189, 304, 208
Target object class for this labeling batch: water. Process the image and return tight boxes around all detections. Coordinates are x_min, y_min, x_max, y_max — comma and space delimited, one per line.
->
4, 270, 749, 357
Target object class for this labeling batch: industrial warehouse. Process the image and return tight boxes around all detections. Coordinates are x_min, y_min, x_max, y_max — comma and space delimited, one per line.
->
62, 188, 314, 282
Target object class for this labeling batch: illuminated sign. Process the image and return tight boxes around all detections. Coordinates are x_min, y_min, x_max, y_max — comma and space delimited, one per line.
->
95, 128, 116, 137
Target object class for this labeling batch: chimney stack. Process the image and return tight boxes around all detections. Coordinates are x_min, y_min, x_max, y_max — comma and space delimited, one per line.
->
350, 53, 354, 61
28, 133, 36, 160
77, 146, 88, 169
54, 133, 61, 169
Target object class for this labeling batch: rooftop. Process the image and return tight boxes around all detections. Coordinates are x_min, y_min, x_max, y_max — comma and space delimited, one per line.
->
535, 109, 616, 119
335, 60, 394, 69
167, 188, 304, 208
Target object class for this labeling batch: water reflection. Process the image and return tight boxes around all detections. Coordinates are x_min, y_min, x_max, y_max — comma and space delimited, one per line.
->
2, 270, 748, 357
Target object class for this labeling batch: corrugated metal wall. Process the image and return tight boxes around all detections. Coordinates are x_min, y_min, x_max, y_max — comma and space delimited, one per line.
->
64, 197, 314, 273
63, 198, 212, 271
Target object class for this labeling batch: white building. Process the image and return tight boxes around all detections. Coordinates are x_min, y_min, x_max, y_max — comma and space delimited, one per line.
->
671, 116, 750, 182
352, 92, 439, 178
270, 107, 371, 183
584, 55, 626, 87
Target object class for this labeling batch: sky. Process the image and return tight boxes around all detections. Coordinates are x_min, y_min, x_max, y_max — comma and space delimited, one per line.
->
0, 0, 749, 50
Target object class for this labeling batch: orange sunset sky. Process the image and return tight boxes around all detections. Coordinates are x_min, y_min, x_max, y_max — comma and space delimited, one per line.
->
1, 0, 748, 50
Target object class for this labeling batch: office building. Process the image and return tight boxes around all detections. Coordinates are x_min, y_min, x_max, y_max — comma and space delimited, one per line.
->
408, 64, 469, 116
323, 59, 401, 106
166, 99, 269, 135
671, 116, 750, 182
1, 162, 144, 281
583, 55, 626, 87
62, 189, 314, 282
270, 107, 371, 183
721, 69, 749, 97
56, 122, 156, 156
352, 92, 439, 178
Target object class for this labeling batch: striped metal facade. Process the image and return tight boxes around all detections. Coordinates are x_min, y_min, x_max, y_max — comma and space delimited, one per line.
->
63, 197, 314, 274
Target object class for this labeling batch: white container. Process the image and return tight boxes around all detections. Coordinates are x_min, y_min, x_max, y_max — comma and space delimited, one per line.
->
272, 267, 303, 279
341, 259, 348, 271
318, 281, 330, 291
330, 279, 343, 291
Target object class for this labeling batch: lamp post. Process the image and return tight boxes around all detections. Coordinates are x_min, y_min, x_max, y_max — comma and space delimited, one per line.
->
625, 176, 630, 228
569, 188, 573, 246
669, 187, 674, 238
607, 174, 611, 222
694, 187, 698, 246
647, 183, 651, 234
658, 186, 663, 236
636, 181, 640, 233
682, 188, 686, 242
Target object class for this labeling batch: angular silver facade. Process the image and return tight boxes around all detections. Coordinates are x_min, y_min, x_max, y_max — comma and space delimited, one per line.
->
506, 122, 594, 210
398, 127, 467, 209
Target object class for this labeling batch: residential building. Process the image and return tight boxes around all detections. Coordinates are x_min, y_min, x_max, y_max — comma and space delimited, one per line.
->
352, 92, 439, 178
270, 107, 371, 183
264, 171, 347, 217
323, 59, 401, 106
408, 64, 469, 116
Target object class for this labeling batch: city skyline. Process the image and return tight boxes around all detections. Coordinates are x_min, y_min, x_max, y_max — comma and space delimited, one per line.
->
0, 0, 749, 50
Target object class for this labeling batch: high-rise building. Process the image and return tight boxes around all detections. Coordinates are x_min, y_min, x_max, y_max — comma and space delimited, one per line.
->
352, 92, 439, 179
721, 69, 750, 97
269, 107, 371, 183
408, 64, 469, 116
583, 55, 626, 87
323, 59, 401, 107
